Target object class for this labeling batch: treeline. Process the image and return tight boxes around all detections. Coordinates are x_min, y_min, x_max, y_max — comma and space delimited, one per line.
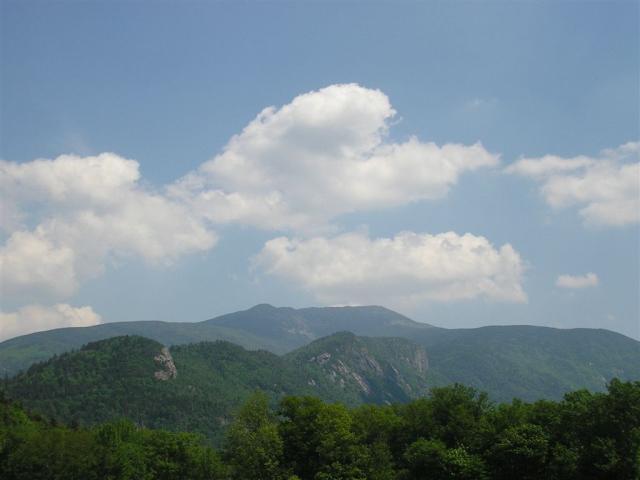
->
2, 380, 639, 480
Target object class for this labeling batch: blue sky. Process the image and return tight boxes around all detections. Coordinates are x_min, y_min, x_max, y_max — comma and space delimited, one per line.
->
1, 1, 638, 340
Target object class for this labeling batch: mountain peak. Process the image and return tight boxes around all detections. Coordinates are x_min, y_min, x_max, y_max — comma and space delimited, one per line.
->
205, 304, 431, 351
248, 303, 278, 311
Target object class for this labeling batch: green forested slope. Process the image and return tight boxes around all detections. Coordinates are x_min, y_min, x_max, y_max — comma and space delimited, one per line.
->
2, 304, 638, 403
4, 336, 306, 443
3, 334, 429, 442
0, 319, 284, 377
419, 326, 640, 401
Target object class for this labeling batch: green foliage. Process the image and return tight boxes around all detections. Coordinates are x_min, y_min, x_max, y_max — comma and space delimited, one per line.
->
278, 397, 368, 480
224, 391, 285, 480
401, 438, 487, 480
0, 399, 227, 480
488, 424, 549, 479
556, 378, 640, 479
2, 365, 639, 479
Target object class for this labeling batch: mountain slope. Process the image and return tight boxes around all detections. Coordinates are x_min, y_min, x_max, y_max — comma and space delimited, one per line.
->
286, 331, 429, 404
207, 303, 433, 346
0, 304, 427, 376
1, 304, 638, 402
4, 336, 308, 442
3, 333, 430, 443
0, 319, 285, 377
421, 325, 640, 401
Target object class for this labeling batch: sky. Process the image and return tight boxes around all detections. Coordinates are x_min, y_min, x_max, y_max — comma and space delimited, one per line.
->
1, 0, 639, 341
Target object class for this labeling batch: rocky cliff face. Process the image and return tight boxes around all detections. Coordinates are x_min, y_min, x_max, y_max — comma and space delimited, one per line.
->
293, 332, 430, 403
154, 347, 177, 380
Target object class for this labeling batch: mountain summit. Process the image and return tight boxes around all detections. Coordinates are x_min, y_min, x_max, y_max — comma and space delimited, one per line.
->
206, 304, 431, 343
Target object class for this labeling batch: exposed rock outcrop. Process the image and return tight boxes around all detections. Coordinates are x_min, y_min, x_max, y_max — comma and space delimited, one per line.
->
309, 352, 332, 365
154, 347, 177, 380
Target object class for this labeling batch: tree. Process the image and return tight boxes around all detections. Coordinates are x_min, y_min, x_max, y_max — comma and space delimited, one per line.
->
561, 379, 640, 479
428, 384, 492, 449
401, 438, 487, 480
313, 403, 366, 480
224, 391, 285, 480
279, 396, 367, 480
351, 405, 400, 480
488, 423, 549, 480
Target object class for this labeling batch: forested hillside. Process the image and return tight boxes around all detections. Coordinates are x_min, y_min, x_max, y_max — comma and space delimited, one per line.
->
3, 334, 429, 442
420, 325, 640, 401
2, 305, 638, 403
2, 380, 638, 479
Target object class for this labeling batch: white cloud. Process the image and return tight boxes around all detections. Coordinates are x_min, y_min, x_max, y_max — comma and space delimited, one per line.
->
505, 155, 595, 178
0, 153, 141, 208
170, 83, 500, 232
0, 231, 78, 300
253, 230, 527, 306
1, 153, 218, 301
556, 273, 599, 289
506, 142, 640, 226
1, 85, 502, 305
0, 304, 102, 342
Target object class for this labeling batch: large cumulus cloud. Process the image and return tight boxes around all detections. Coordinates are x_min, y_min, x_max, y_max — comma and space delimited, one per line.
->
1, 153, 217, 302
169, 84, 500, 232
254, 231, 527, 306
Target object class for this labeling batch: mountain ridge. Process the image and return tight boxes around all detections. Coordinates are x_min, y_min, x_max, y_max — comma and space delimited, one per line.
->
3, 332, 430, 442
0, 304, 434, 376
1, 304, 638, 402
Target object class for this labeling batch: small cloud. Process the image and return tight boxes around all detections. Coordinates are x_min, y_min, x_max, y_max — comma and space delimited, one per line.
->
556, 272, 599, 289
505, 142, 640, 227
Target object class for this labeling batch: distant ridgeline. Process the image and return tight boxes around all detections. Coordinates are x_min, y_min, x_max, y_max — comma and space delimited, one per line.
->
2, 380, 639, 480
1, 304, 639, 405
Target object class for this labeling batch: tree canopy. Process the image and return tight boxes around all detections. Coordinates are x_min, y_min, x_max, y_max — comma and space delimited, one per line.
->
2, 380, 639, 479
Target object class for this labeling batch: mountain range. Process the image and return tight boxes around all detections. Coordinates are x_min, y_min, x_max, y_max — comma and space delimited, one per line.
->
4, 332, 430, 443
1, 304, 639, 405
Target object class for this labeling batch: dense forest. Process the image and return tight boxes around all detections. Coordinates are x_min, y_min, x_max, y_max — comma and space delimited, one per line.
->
2, 379, 639, 480
3, 335, 432, 444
